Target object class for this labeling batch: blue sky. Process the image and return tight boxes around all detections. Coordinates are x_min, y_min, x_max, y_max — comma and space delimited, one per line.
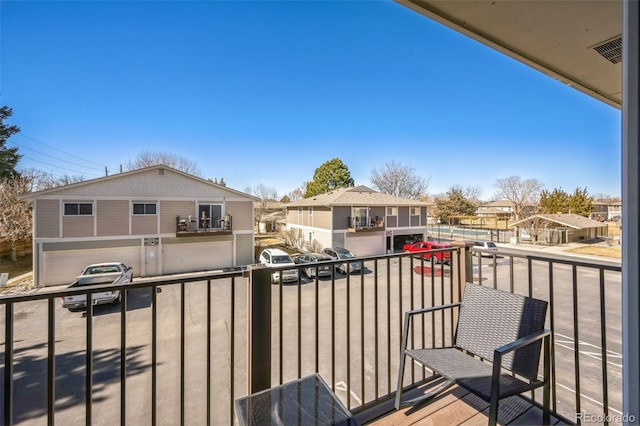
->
1, 1, 622, 200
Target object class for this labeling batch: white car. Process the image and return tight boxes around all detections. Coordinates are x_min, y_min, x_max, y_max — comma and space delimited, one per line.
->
471, 240, 499, 256
258, 248, 299, 283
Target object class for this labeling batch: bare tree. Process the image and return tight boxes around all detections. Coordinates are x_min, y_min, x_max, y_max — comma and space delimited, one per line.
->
125, 151, 203, 177
287, 183, 307, 202
0, 176, 32, 261
494, 176, 544, 220
369, 160, 429, 200
249, 184, 280, 234
19, 168, 86, 191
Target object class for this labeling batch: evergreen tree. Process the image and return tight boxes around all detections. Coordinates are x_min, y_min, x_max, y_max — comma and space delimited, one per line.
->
0, 106, 21, 179
434, 186, 478, 221
304, 158, 354, 198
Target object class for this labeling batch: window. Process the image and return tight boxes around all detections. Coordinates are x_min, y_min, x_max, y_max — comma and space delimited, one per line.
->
308, 207, 313, 216
64, 202, 93, 216
133, 203, 157, 215
198, 204, 223, 229
387, 207, 397, 216
410, 207, 419, 216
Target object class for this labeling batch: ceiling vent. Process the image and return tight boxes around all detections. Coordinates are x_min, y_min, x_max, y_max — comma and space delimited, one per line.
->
592, 36, 622, 64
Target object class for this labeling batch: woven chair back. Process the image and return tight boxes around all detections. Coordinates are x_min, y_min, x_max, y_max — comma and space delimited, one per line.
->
455, 283, 548, 381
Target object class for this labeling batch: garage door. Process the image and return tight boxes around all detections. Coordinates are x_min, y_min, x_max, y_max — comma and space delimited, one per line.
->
345, 233, 385, 257
162, 240, 233, 275
42, 246, 141, 287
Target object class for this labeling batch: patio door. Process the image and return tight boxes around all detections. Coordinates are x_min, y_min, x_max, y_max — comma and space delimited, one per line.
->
352, 207, 369, 228
198, 204, 223, 230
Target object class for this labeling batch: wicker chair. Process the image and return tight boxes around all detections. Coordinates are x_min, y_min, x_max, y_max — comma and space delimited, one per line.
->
395, 282, 551, 425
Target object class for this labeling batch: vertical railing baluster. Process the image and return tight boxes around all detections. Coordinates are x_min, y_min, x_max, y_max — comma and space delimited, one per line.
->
315, 271, 319, 374
599, 269, 610, 425
360, 263, 365, 406
386, 257, 391, 393
331, 267, 336, 392
206, 280, 211, 426
279, 278, 283, 385
397, 256, 403, 387
548, 263, 557, 414
4, 302, 13, 426
572, 265, 582, 423
48, 298, 56, 426
509, 256, 514, 294
346, 269, 351, 409
85, 292, 93, 426
297, 272, 302, 379
430, 256, 435, 349
420, 256, 426, 379
409, 255, 415, 381
230, 277, 236, 426
120, 289, 127, 425
374, 259, 379, 400
180, 283, 185, 426
152, 286, 157, 426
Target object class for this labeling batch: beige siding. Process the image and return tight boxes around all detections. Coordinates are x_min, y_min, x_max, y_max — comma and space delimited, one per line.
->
62, 216, 94, 237
287, 208, 302, 225
132, 216, 158, 235
97, 200, 129, 236
35, 199, 59, 238
398, 206, 410, 227
160, 200, 195, 233
333, 206, 350, 229
226, 201, 252, 231
235, 233, 254, 265
312, 207, 332, 229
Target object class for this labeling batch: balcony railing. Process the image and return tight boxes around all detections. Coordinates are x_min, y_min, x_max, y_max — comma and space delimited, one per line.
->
347, 216, 385, 232
0, 244, 621, 425
176, 214, 232, 235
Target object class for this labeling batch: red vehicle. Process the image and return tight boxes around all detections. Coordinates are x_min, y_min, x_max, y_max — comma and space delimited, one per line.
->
402, 241, 452, 264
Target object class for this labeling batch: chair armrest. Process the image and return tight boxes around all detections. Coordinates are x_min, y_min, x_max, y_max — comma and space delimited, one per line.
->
490, 329, 551, 397
400, 303, 461, 354
405, 302, 461, 318
494, 329, 551, 356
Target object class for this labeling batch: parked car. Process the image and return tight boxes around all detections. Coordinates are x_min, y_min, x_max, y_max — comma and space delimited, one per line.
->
258, 248, 299, 283
61, 262, 133, 311
402, 241, 452, 264
293, 253, 333, 278
321, 247, 362, 274
470, 240, 499, 256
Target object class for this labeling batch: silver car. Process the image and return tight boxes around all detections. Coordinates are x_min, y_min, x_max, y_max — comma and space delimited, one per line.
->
294, 253, 333, 278
321, 247, 362, 274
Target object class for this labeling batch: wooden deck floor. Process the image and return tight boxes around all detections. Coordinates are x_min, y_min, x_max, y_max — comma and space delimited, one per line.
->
364, 380, 569, 426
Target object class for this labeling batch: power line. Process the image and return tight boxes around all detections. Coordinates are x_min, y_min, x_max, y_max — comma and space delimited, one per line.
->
9, 140, 106, 172
17, 156, 105, 177
16, 133, 107, 168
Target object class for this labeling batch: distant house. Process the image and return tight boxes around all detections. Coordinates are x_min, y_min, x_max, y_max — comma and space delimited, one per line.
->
508, 213, 608, 244
591, 199, 622, 221
254, 200, 286, 233
23, 165, 258, 286
476, 200, 537, 220
285, 185, 429, 255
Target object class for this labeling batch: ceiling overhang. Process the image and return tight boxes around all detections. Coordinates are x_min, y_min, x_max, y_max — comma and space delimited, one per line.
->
395, 0, 622, 109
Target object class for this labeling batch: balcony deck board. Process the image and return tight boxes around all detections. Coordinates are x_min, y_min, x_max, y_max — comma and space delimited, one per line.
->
365, 381, 569, 426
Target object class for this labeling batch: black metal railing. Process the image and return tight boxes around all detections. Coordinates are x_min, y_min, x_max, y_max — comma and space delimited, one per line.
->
0, 245, 621, 425
176, 215, 232, 233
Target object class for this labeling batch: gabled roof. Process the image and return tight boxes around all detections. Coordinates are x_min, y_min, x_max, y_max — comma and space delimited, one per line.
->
22, 165, 259, 201
286, 185, 428, 207
509, 214, 607, 230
